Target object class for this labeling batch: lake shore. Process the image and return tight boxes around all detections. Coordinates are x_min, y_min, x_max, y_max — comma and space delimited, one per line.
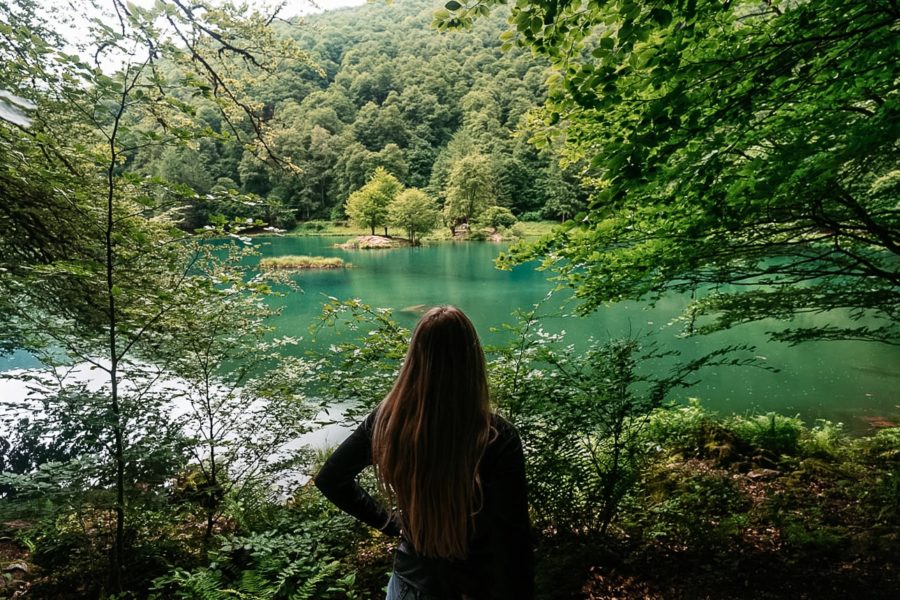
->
282, 219, 560, 241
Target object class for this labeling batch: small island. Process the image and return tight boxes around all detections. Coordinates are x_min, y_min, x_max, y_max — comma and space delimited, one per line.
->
259, 255, 350, 270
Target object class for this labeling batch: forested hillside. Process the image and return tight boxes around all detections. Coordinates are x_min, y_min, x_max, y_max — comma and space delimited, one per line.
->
128, 0, 586, 230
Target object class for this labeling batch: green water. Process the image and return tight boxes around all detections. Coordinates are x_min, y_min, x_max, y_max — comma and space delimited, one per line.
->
3, 236, 897, 431
250, 237, 899, 431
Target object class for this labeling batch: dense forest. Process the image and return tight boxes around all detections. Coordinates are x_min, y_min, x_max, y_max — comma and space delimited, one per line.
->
127, 0, 586, 230
0, 0, 897, 598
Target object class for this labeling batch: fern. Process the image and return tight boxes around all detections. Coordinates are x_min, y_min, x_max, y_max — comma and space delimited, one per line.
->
290, 560, 343, 600
152, 534, 354, 600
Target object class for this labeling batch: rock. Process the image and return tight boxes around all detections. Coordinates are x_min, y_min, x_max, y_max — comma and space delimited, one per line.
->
0, 521, 30, 537
337, 235, 405, 249
861, 415, 897, 429
4, 561, 29, 577
747, 468, 780, 480
400, 304, 429, 315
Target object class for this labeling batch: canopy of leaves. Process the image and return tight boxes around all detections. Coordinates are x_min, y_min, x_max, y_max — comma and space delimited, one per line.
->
344, 166, 403, 234
444, 153, 494, 227
389, 187, 442, 244
440, 0, 899, 344
115, 0, 589, 227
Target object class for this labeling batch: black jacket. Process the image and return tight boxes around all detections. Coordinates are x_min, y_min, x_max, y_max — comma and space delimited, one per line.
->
314, 411, 534, 600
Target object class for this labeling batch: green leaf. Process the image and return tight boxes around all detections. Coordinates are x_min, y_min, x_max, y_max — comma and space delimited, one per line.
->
650, 8, 672, 27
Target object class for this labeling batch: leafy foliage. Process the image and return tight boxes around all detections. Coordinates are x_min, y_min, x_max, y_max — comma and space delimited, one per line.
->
151, 486, 364, 600
119, 0, 589, 227
0, 0, 311, 593
312, 297, 411, 420
443, 153, 494, 232
344, 167, 403, 235
388, 188, 442, 245
442, 0, 899, 344
477, 205, 518, 231
491, 307, 762, 533
727, 413, 805, 457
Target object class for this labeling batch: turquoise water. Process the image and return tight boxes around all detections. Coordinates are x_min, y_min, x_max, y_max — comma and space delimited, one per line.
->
253, 237, 898, 430
3, 236, 898, 431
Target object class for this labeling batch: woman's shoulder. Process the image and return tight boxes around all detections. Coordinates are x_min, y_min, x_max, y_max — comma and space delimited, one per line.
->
490, 412, 515, 431
488, 413, 521, 446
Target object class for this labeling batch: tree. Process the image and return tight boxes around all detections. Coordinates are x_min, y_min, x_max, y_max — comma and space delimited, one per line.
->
152, 248, 315, 545
389, 188, 442, 245
352, 101, 409, 151
156, 146, 215, 196
540, 161, 588, 222
345, 166, 404, 235
0, 0, 307, 592
428, 129, 476, 202
443, 153, 494, 234
373, 142, 410, 182
440, 1, 899, 344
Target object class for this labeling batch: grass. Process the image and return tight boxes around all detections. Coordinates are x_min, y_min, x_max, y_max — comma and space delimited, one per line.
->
259, 255, 349, 270
425, 220, 561, 242
288, 221, 370, 236
514, 220, 562, 237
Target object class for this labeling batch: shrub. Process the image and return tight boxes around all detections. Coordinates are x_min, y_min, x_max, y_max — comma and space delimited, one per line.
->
799, 420, 849, 459
477, 206, 517, 230
644, 399, 715, 457
780, 518, 848, 555
856, 427, 900, 526
728, 412, 804, 457
508, 222, 526, 240
295, 220, 329, 232
151, 486, 367, 600
626, 465, 750, 547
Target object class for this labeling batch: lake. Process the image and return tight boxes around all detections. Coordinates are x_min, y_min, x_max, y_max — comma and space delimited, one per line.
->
2, 235, 898, 433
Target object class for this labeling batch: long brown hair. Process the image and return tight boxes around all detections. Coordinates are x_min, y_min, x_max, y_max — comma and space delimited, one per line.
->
372, 305, 492, 559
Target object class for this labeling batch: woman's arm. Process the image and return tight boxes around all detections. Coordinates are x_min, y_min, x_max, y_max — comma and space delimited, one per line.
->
487, 421, 535, 600
314, 413, 401, 536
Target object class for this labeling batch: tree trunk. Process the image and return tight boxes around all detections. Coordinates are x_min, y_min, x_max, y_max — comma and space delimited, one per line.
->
106, 117, 125, 596
205, 511, 215, 543
203, 373, 218, 546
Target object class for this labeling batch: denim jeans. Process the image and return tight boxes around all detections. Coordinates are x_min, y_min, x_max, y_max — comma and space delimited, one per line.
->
386, 573, 448, 600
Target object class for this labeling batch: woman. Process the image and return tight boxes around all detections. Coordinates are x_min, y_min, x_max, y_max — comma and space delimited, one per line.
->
315, 306, 533, 600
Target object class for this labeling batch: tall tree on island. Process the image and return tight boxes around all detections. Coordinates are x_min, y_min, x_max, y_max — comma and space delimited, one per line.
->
389, 188, 442, 245
439, 0, 899, 344
345, 166, 404, 235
